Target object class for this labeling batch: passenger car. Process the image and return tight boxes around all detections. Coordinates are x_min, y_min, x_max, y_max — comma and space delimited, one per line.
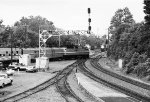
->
0, 73, 13, 88
6, 69, 15, 76
26, 65, 38, 72
8, 62, 20, 70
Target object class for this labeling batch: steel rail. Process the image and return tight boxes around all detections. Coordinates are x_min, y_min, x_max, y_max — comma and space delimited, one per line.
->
78, 59, 150, 102
56, 59, 85, 102
91, 57, 150, 91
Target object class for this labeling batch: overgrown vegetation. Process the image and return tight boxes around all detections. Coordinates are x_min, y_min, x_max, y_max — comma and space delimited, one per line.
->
108, 1, 150, 80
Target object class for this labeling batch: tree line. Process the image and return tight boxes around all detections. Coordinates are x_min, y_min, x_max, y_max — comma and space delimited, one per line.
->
0, 16, 103, 49
108, 0, 150, 80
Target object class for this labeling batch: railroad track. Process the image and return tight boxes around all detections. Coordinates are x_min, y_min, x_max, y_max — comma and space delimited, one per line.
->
1, 60, 81, 102
78, 56, 150, 102
56, 65, 84, 102
91, 56, 150, 91
91, 56, 150, 101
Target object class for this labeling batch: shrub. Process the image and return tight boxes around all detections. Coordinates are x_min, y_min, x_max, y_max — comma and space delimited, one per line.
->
134, 58, 150, 77
123, 51, 134, 68
124, 65, 135, 74
134, 63, 147, 77
124, 52, 140, 74
138, 53, 147, 63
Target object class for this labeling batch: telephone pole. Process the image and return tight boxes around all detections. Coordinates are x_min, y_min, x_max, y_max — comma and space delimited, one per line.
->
10, 27, 13, 65
24, 24, 27, 48
107, 28, 110, 56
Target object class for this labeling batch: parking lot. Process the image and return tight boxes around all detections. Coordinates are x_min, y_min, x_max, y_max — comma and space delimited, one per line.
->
0, 60, 75, 100
0, 71, 56, 100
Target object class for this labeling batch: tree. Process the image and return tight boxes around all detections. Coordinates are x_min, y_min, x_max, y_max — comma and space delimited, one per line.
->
1, 27, 14, 47
13, 15, 56, 48
108, 7, 135, 58
144, 0, 150, 25
0, 20, 6, 47
110, 7, 135, 31
14, 16, 55, 33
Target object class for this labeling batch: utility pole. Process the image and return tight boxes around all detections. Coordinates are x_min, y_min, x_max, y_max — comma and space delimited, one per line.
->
59, 34, 60, 47
24, 24, 27, 48
39, 26, 41, 58
10, 27, 13, 65
56, 29, 61, 48
107, 28, 110, 56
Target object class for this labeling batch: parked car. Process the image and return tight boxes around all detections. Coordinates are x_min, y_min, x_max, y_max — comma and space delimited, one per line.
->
8, 63, 27, 71
26, 65, 38, 72
18, 64, 28, 71
8, 62, 20, 70
0, 73, 13, 88
6, 69, 15, 76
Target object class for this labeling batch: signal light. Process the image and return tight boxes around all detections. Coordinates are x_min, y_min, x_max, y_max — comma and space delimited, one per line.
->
88, 26, 91, 31
88, 8, 91, 14
88, 18, 91, 22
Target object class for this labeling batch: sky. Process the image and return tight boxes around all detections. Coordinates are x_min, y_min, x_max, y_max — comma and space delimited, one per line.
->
0, 0, 145, 36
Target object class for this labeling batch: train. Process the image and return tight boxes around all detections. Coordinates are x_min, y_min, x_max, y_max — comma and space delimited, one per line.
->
23, 47, 89, 60
0, 47, 90, 62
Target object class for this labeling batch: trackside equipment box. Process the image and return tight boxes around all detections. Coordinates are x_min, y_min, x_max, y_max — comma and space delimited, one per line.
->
36, 57, 49, 69
19, 54, 31, 66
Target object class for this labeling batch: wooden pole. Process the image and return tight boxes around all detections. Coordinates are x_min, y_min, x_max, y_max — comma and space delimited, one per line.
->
10, 28, 13, 65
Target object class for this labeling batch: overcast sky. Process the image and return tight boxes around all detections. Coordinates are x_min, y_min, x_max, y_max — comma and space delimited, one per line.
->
0, 0, 145, 36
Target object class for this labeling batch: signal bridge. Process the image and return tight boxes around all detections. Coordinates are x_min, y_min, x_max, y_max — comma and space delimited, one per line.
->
39, 29, 92, 57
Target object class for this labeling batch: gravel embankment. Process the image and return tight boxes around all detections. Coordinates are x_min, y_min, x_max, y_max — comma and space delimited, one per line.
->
67, 69, 103, 102
48, 60, 76, 73
18, 86, 66, 102
85, 60, 150, 97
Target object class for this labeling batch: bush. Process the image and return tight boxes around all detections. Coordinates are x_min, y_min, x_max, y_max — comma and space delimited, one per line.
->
124, 65, 135, 74
123, 51, 134, 68
134, 58, 150, 77
124, 52, 140, 74
138, 53, 147, 63
134, 63, 147, 77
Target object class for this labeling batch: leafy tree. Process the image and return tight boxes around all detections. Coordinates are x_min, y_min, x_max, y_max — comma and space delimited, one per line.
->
13, 16, 56, 48
144, 0, 150, 25
110, 7, 135, 33
0, 20, 6, 47
0, 26, 14, 47
14, 16, 55, 33
109, 7, 135, 58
